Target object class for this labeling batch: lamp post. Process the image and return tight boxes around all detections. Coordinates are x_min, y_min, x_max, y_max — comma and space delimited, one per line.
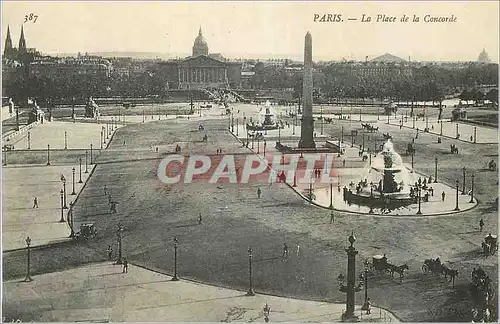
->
473, 126, 477, 143
100, 131, 103, 149
329, 181, 333, 209
416, 179, 422, 215
24, 236, 33, 282
79, 157, 83, 183
62, 176, 68, 209
257, 137, 260, 154
90, 144, 93, 164
71, 167, 76, 195
454, 180, 460, 211
411, 151, 414, 171
362, 133, 365, 151
107, 121, 110, 139
172, 236, 179, 281
3, 147, 7, 166
363, 259, 369, 303
434, 157, 438, 183
236, 118, 239, 136
456, 123, 459, 138
263, 140, 267, 156
462, 167, 466, 194
68, 201, 75, 238
339, 233, 362, 321
28, 131, 31, 149
47, 144, 51, 166
116, 224, 123, 265
60, 189, 65, 222
440, 121, 443, 136
369, 184, 374, 214
246, 247, 255, 296
412, 116, 415, 129
321, 105, 324, 135
469, 174, 475, 203
350, 131, 355, 148
231, 113, 234, 133
85, 150, 89, 173
309, 178, 313, 202
64, 131, 68, 149
359, 108, 362, 122
341, 125, 344, 143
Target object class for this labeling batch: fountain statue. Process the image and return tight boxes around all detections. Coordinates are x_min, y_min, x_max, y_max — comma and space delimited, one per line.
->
346, 138, 416, 211
246, 100, 280, 131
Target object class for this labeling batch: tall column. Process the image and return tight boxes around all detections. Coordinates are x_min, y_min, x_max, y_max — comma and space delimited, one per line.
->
298, 31, 316, 148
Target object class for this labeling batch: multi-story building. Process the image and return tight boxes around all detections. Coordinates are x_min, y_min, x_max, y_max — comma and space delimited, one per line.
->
156, 28, 242, 90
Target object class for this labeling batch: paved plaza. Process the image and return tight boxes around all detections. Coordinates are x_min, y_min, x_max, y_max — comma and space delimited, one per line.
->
3, 262, 398, 322
2, 164, 95, 251
2, 102, 498, 322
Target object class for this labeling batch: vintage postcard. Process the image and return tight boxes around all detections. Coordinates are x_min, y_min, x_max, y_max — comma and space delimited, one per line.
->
1, 1, 498, 323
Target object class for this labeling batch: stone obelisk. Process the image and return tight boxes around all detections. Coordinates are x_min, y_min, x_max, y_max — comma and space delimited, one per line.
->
299, 31, 315, 148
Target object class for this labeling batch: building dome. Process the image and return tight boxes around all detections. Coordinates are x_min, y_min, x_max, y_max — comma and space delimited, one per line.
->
478, 48, 491, 63
192, 27, 209, 57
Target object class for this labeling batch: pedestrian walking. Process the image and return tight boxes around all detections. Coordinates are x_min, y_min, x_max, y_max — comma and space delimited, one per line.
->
282, 243, 289, 260
107, 245, 113, 261
104, 185, 108, 196
257, 187, 262, 199
32, 197, 38, 208
110, 201, 117, 214
441, 191, 446, 201
330, 211, 335, 224
365, 298, 372, 315
342, 159, 346, 167
198, 212, 202, 225
296, 245, 300, 256
479, 219, 484, 232
122, 258, 128, 273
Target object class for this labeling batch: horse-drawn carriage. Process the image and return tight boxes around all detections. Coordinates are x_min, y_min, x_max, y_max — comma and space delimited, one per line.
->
361, 123, 379, 133
482, 234, 498, 256
422, 258, 443, 274
363, 254, 409, 282
74, 223, 97, 241
488, 159, 497, 171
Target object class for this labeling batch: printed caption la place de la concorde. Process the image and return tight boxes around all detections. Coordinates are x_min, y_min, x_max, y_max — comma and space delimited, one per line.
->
313, 13, 458, 23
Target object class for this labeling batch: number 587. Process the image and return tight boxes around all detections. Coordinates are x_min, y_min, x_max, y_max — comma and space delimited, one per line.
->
24, 13, 38, 23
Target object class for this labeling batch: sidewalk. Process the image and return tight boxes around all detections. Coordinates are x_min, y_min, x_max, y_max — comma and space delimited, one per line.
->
8, 121, 121, 150
2, 164, 94, 251
3, 262, 399, 322
387, 117, 498, 144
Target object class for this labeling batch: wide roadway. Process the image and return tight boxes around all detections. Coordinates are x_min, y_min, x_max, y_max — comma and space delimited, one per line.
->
3, 113, 498, 322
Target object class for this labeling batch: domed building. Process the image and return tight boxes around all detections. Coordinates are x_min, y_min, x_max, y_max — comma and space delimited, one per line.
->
192, 28, 209, 57
478, 48, 491, 63
158, 27, 242, 90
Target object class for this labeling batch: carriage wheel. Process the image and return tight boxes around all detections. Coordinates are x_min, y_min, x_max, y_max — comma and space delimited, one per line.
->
422, 264, 429, 273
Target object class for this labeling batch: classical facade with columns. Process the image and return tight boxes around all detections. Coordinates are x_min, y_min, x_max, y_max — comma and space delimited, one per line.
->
158, 28, 241, 90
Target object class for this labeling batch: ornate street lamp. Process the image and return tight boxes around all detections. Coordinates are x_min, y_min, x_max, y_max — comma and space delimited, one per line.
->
90, 144, 93, 164
100, 131, 104, 149
454, 180, 460, 211
329, 180, 333, 209
64, 131, 68, 150
369, 183, 374, 214
473, 127, 477, 143
47, 144, 51, 166
434, 157, 438, 183
24, 236, 33, 282
339, 232, 363, 321
172, 236, 179, 281
263, 140, 267, 156
462, 167, 466, 195
27, 131, 31, 149
469, 174, 475, 203
363, 259, 370, 304
416, 178, 422, 215
59, 189, 65, 222
61, 175, 68, 209
246, 247, 255, 296
68, 201, 75, 238
71, 167, 76, 195
116, 224, 124, 265
85, 151, 89, 173
79, 157, 83, 183
341, 125, 344, 143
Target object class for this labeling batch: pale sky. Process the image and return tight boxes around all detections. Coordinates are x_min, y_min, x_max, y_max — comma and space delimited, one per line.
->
2, 1, 499, 62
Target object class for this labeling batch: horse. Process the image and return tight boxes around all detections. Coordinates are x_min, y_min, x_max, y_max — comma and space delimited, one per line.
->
441, 266, 459, 286
387, 263, 409, 282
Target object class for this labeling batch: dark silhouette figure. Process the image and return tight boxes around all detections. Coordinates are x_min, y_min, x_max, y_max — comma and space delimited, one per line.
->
107, 245, 113, 261
122, 258, 128, 273
479, 219, 484, 232
32, 197, 38, 208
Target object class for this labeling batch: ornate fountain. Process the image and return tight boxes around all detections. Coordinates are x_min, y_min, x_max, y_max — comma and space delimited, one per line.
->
346, 138, 416, 211
246, 101, 281, 131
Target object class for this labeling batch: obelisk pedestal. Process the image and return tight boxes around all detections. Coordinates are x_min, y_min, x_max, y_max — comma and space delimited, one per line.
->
299, 31, 316, 148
